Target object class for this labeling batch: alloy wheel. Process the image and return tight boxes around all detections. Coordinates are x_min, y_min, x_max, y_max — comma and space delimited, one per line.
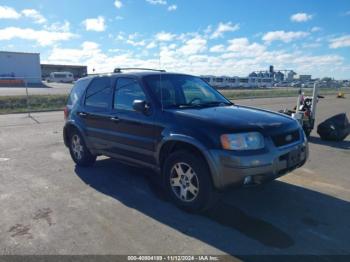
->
71, 134, 84, 160
170, 162, 199, 202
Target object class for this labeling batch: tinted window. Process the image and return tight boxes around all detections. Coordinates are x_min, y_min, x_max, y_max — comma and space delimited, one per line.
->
144, 74, 229, 108
182, 79, 217, 103
142, 77, 176, 107
85, 77, 112, 108
67, 78, 91, 106
114, 78, 146, 111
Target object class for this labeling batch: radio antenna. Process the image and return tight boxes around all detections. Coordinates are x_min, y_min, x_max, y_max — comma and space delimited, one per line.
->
159, 44, 164, 111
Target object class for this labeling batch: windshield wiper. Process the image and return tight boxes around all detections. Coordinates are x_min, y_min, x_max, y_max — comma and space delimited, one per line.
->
198, 101, 233, 107
167, 101, 233, 109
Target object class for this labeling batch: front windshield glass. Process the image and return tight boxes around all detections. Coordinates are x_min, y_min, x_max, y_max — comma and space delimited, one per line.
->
144, 74, 231, 109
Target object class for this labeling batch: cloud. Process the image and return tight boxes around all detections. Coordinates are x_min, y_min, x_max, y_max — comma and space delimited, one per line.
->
146, 41, 157, 49
44, 21, 70, 32
293, 55, 343, 66
127, 39, 146, 46
123, 32, 147, 46
311, 26, 322, 32
302, 42, 321, 49
155, 31, 176, 41
146, 0, 167, 5
209, 44, 225, 53
21, 9, 46, 24
0, 5, 21, 19
83, 16, 106, 32
209, 45, 225, 53
46, 42, 159, 73
115, 32, 126, 41
211, 22, 239, 39
262, 30, 309, 43
0, 27, 76, 46
0, 6, 47, 24
345, 11, 350, 16
168, 5, 177, 11
178, 36, 207, 55
114, 0, 123, 9
226, 38, 266, 57
41, 21, 348, 78
48, 41, 102, 64
290, 12, 313, 22
329, 35, 350, 49
44, 36, 347, 78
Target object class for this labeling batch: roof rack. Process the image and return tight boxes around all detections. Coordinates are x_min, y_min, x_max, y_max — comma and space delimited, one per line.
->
113, 68, 166, 73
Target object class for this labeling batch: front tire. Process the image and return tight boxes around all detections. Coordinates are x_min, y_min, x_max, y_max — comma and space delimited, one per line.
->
163, 150, 217, 212
69, 130, 96, 167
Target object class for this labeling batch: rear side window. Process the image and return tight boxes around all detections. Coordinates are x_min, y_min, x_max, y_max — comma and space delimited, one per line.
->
114, 78, 146, 111
67, 78, 91, 106
85, 77, 112, 109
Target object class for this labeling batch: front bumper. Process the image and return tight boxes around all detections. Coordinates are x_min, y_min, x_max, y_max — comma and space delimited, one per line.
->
206, 134, 308, 190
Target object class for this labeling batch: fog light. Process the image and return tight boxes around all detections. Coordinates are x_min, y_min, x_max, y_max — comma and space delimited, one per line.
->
244, 176, 252, 185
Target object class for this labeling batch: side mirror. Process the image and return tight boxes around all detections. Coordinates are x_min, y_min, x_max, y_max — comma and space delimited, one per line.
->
132, 100, 149, 113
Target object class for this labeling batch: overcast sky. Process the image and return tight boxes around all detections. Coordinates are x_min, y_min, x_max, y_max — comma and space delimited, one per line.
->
1, 0, 350, 79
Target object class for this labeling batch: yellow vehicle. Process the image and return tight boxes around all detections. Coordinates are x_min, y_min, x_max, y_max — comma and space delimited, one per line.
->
337, 92, 345, 98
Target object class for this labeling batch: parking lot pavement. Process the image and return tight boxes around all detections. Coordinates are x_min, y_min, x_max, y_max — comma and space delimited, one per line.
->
0, 96, 349, 256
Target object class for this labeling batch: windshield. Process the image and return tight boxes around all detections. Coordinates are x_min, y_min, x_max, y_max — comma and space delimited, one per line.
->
144, 74, 231, 109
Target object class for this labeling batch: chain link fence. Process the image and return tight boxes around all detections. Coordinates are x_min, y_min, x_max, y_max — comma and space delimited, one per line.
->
0, 77, 72, 115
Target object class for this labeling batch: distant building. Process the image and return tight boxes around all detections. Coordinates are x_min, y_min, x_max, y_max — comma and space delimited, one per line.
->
286, 71, 296, 82
201, 75, 273, 88
299, 75, 312, 82
275, 71, 285, 82
0, 51, 42, 84
202, 66, 317, 89
41, 64, 88, 80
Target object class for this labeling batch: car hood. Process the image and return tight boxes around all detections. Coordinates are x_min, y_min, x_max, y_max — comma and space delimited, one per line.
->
169, 105, 298, 134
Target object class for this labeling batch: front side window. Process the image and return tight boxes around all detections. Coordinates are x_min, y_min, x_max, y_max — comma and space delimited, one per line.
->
85, 77, 112, 109
114, 78, 146, 111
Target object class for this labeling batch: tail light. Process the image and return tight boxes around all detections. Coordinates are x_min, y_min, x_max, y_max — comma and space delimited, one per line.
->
64, 106, 69, 120
304, 110, 310, 118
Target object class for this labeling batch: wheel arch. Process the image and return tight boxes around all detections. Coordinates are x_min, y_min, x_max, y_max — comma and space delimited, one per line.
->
63, 121, 84, 147
157, 136, 219, 188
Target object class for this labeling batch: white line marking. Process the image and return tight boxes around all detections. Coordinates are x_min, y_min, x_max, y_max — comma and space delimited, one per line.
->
0, 158, 10, 162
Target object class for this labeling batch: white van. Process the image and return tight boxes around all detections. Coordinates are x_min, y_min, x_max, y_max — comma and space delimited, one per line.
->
47, 72, 74, 83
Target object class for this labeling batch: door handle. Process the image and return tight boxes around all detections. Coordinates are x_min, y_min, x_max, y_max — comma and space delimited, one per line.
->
110, 116, 120, 123
77, 111, 88, 117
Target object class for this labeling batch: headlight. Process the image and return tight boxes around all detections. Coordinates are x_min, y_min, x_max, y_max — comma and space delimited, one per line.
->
220, 132, 265, 150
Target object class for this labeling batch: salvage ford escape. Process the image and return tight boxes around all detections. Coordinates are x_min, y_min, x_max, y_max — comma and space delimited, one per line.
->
63, 69, 308, 211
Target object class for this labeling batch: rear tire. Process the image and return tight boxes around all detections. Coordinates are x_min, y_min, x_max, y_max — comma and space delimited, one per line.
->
68, 130, 96, 167
163, 150, 217, 212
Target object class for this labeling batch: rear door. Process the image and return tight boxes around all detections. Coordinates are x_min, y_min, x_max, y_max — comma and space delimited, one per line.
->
79, 77, 114, 152
108, 77, 157, 165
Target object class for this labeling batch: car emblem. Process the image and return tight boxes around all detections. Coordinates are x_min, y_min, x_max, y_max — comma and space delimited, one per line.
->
285, 134, 293, 142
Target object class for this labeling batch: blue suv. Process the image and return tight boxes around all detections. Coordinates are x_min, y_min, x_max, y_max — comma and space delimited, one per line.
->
63, 69, 308, 211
